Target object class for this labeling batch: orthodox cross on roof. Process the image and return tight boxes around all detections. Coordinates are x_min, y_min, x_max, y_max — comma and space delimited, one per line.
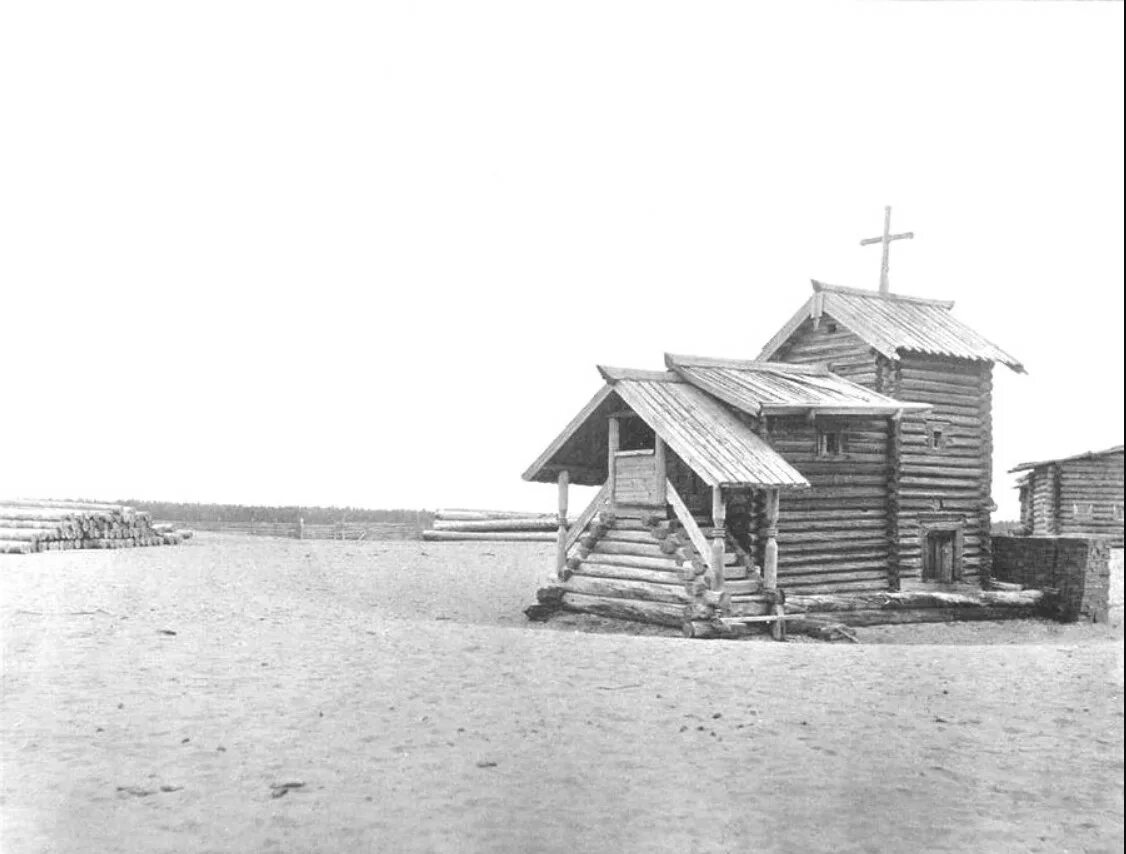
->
860, 206, 914, 295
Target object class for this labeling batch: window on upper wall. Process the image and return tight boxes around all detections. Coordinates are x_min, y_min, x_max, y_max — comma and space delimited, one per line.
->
1114, 504, 1124, 522
925, 422, 949, 452
1073, 503, 1095, 520
817, 428, 848, 458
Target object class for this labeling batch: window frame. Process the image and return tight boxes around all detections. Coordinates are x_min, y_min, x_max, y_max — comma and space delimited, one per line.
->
816, 426, 849, 459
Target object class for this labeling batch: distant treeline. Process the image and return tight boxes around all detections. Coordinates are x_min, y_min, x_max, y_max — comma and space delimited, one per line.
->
122, 500, 433, 527
991, 519, 1024, 536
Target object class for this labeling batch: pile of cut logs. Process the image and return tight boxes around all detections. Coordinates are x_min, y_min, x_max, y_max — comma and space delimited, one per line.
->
421, 509, 563, 542
0, 499, 194, 554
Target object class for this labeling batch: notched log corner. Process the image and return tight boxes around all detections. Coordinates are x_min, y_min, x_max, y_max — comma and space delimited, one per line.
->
525, 585, 565, 622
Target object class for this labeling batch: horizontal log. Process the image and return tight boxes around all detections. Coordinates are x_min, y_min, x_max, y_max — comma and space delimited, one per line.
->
0, 528, 56, 541
558, 592, 686, 627
778, 528, 894, 545
599, 530, 660, 544
420, 530, 555, 542
432, 518, 559, 532
726, 598, 775, 617
0, 539, 36, 553
786, 589, 1045, 613
434, 510, 555, 522
779, 562, 890, 579
583, 551, 684, 571
562, 575, 690, 604
897, 377, 986, 396
774, 509, 888, 523
777, 518, 887, 533
797, 605, 1042, 627
573, 561, 687, 585
591, 540, 672, 559
0, 498, 128, 512
780, 547, 888, 564
781, 538, 890, 556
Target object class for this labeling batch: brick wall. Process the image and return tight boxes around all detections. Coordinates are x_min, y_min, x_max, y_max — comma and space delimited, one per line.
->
993, 536, 1112, 623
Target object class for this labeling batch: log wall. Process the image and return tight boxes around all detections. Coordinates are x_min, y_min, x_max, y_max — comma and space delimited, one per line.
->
1020, 453, 1124, 546
763, 415, 891, 593
770, 313, 998, 589
888, 355, 994, 586
772, 317, 877, 385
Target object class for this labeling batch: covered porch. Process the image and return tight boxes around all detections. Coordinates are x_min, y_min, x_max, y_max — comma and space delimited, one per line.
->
523, 367, 809, 637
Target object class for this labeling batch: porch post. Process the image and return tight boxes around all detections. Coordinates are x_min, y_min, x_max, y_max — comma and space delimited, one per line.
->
764, 488, 783, 640
607, 417, 620, 512
555, 469, 570, 579
653, 435, 667, 506
763, 488, 780, 591
710, 486, 726, 595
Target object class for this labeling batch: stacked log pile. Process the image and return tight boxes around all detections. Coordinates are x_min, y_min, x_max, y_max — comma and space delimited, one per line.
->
0, 499, 193, 554
422, 509, 561, 542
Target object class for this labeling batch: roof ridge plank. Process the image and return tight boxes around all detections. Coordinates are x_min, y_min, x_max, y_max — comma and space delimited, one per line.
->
1008, 444, 1125, 473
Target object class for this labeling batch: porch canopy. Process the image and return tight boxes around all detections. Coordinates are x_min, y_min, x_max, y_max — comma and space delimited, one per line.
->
522, 367, 810, 490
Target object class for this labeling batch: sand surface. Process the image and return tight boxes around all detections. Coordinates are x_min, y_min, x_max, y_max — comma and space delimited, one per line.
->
1, 534, 1122, 853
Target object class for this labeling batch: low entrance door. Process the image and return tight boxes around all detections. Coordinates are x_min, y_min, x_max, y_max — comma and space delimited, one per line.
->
923, 529, 958, 583
612, 450, 660, 506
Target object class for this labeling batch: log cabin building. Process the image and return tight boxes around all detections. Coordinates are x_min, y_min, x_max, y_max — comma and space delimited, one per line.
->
524, 281, 1023, 635
1011, 446, 1124, 547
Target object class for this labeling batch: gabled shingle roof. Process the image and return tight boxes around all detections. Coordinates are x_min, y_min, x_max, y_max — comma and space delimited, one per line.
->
758, 281, 1025, 372
522, 367, 809, 489
664, 354, 931, 416
1009, 444, 1124, 473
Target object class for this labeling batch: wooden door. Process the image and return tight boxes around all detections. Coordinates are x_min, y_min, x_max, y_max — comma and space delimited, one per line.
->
923, 530, 957, 583
613, 450, 659, 506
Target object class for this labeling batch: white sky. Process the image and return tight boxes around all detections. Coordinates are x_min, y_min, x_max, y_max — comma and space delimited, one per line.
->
1, 1, 1122, 519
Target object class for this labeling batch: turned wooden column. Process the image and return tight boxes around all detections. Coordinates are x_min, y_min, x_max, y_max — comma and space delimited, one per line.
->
607, 417, 620, 512
555, 470, 569, 579
710, 486, 726, 593
763, 488, 780, 591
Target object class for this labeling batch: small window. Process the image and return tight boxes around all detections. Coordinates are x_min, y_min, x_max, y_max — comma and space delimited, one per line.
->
1073, 503, 1095, 520
1115, 504, 1124, 521
817, 429, 848, 457
824, 321, 838, 334
926, 422, 949, 452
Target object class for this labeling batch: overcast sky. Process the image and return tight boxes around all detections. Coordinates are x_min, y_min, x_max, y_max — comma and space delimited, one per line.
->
1, 1, 1122, 519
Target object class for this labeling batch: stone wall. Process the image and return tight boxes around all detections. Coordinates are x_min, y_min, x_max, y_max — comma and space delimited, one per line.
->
993, 536, 1113, 623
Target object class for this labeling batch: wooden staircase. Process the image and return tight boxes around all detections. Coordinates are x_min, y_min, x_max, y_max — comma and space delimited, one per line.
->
541, 494, 776, 633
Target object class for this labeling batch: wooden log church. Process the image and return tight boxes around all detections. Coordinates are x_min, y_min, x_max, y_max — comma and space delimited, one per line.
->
524, 225, 1024, 635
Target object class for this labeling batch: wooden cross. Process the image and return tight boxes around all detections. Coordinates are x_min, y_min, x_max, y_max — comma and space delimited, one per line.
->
860, 206, 914, 294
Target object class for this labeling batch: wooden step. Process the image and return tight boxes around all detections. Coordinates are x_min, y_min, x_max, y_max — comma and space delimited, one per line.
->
599, 530, 660, 545
562, 575, 690, 605
573, 561, 686, 586
608, 518, 649, 531
592, 540, 675, 559
585, 552, 685, 571
723, 579, 762, 596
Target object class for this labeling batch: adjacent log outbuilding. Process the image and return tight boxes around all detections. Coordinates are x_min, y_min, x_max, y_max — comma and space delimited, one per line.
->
1011, 446, 1124, 547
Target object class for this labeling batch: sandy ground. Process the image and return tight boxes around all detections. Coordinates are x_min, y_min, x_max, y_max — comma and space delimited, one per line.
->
1, 534, 1122, 854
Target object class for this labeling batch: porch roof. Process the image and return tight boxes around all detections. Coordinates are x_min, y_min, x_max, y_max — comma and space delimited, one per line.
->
522, 367, 810, 490
665, 353, 932, 417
